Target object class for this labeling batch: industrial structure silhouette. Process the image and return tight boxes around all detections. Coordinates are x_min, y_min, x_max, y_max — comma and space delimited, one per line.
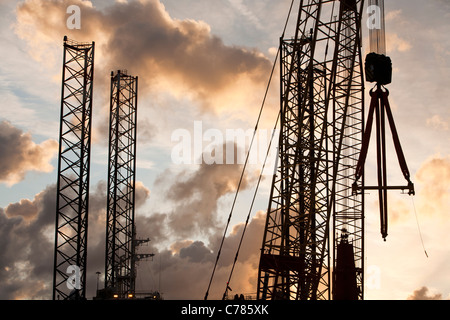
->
52, 0, 414, 301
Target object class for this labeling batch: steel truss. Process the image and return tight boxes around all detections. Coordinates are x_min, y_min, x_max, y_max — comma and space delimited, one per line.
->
104, 70, 139, 298
331, 0, 365, 300
257, 0, 364, 300
53, 36, 95, 300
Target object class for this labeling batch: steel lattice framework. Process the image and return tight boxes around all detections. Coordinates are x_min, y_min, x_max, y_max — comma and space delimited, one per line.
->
104, 70, 139, 298
331, 0, 365, 300
257, 0, 364, 300
53, 36, 95, 300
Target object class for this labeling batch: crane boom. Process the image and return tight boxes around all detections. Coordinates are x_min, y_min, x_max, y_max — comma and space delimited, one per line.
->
257, 0, 365, 300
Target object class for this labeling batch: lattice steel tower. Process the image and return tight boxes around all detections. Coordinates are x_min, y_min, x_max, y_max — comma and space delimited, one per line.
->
53, 36, 95, 300
104, 70, 139, 298
257, 0, 365, 300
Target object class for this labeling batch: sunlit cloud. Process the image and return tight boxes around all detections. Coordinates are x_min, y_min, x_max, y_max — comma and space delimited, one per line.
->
386, 32, 412, 53
407, 286, 443, 300
415, 155, 450, 218
0, 120, 58, 186
426, 115, 449, 131
1, 0, 449, 301
14, 0, 271, 115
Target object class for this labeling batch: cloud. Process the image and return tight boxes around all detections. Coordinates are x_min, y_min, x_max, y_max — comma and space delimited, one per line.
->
426, 115, 449, 131
386, 33, 412, 53
129, 143, 264, 299
4, 199, 38, 221
207, 209, 266, 298
0, 184, 56, 299
415, 155, 450, 218
385, 9, 403, 22
407, 286, 443, 300
14, 0, 272, 113
135, 180, 151, 208
374, 154, 450, 224
432, 0, 450, 11
147, 141, 256, 240
179, 240, 213, 263
0, 179, 151, 299
135, 210, 266, 300
100, 0, 271, 110
89, 171, 264, 300
0, 120, 58, 186
13, 0, 94, 66
227, 0, 263, 30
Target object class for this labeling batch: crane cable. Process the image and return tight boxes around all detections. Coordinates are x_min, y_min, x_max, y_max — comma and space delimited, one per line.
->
222, 111, 280, 300
412, 197, 428, 258
203, 0, 296, 300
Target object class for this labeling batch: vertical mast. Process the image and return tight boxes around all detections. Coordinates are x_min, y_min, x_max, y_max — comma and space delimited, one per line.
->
104, 70, 139, 298
53, 36, 95, 300
331, 0, 365, 300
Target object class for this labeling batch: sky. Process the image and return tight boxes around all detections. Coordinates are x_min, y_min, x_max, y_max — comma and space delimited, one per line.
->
0, 0, 449, 300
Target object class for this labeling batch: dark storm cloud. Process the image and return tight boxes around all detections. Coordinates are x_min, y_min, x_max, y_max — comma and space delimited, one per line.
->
148, 142, 255, 239
0, 179, 151, 299
0, 120, 58, 185
179, 241, 214, 263
82, 179, 152, 298
0, 184, 56, 299
134, 210, 266, 300
132, 143, 264, 299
